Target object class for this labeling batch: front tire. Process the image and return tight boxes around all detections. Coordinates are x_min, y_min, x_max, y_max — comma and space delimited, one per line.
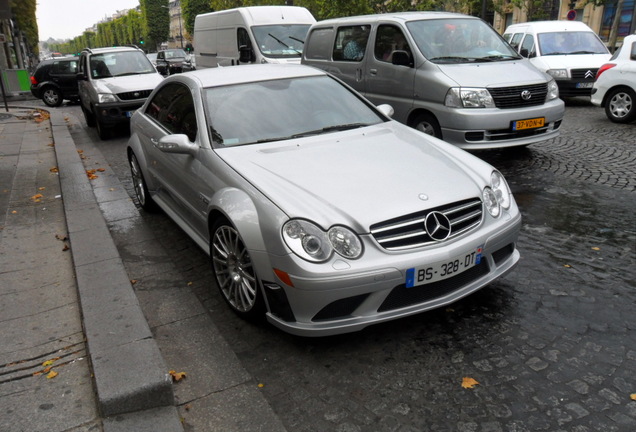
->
128, 151, 158, 212
96, 119, 110, 140
605, 87, 636, 123
411, 112, 443, 139
82, 104, 96, 127
42, 87, 63, 107
210, 220, 264, 321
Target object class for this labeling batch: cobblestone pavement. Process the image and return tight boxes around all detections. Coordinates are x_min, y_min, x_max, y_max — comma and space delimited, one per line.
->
63, 99, 635, 432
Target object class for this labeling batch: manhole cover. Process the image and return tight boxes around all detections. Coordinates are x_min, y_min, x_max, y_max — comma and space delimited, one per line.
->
0, 113, 12, 121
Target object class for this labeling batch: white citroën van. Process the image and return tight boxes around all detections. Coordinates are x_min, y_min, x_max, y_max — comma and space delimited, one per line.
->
194, 6, 316, 68
504, 21, 611, 97
302, 12, 565, 150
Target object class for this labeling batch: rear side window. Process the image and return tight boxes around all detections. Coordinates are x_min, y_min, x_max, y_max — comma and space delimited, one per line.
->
520, 35, 535, 55
145, 83, 198, 142
509, 33, 524, 51
333, 25, 370, 61
374, 25, 412, 63
52, 60, 78, 74
305, 27, 335, 60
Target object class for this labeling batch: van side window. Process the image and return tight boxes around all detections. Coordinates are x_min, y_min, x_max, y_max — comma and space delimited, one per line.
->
333, 25, 370, 62
374, 25, 411, 63
509, 33, 523, 51
520, 35, 535, 57
305, 28, 335, 60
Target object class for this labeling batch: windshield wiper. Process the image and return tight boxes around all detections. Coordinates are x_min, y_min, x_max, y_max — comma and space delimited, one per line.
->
267, 33, 301, 55
473, 55, 521, 62
255, 124, 370, 143
289, 36, 305, 44
428, 56, 472, 63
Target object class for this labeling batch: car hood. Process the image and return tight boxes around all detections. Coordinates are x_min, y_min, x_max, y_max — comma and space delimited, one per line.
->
531, 53, 612, 71
438, 59, 550, 87
216, 123, 492, 232
92, 73, 164, 95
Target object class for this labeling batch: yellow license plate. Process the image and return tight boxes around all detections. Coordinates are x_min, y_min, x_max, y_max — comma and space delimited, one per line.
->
513, 117, 545, 131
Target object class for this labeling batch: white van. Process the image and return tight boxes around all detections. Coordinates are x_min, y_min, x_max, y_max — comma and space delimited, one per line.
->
194, 6, 316, 68
302, 12, 564, 150
503, 21, 611, 97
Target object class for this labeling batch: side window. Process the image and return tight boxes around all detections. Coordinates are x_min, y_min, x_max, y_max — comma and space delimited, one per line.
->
305, 27, 335, 60
631, 41, 636, 60
51, 61, 65, 74
520, 34, 535, 56
333, 25, 370, 62
509, 33, 524, 51
237, 27, 251, 50
145, 83, 198, 142
374, 25, 411, 63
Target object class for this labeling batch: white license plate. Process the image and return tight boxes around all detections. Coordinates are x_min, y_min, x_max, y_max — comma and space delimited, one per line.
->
405, 245, 484, 288
576, 82, 594, 89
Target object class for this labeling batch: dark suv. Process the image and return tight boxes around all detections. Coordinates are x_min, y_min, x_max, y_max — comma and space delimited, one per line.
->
30, 56, 80, 107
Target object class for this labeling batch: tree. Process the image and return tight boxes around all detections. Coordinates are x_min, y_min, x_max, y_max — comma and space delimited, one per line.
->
182, 0, 213, 37
140, 0, 170, 50
10, 0, 39, 56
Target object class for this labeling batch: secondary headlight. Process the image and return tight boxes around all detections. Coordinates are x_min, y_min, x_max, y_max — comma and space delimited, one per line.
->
547, 69, 568, 79
490, 170, 511, 210
282, 219, 363, 262
547, 78, 559, 100
445, 88, 495, 108
97, 93, 117, 103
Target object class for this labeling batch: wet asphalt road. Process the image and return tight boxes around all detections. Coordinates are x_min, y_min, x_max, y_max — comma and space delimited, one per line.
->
58, 97, 635, 432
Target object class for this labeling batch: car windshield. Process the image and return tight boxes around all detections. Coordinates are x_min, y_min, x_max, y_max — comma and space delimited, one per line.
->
164, 49, 187, 59
251, 24, 311, 58
90, 51, 156, 79
538, 31, 609, 55
204, 75, 386, 147
406, 18, 520, 63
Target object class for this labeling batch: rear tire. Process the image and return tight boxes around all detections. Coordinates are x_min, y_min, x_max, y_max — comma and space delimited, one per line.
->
128, 152, 158, 212
210, 219, 265, 321
605, 87, 636, 123
42, 87, 63, 107
411, 112, 442, 139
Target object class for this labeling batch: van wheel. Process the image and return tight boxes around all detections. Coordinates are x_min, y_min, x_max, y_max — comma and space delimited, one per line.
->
605, 87, 636, 123
82, 105, 96, 127
411, 113, 442, 139
42, 87, 63, 107
96, 119, 110, 140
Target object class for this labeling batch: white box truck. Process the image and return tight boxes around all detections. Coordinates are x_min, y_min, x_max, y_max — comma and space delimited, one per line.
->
194, 6, 316, 68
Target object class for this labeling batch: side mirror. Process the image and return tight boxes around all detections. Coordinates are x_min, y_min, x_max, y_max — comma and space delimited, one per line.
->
155, 134, 198, 156
238, 45, 253, 63
391, 50, 412, 67
377, 104, 394, 118
76, 72, 86, 81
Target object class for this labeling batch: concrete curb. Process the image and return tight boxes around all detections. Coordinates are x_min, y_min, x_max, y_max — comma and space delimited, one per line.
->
48, 110, 183, 429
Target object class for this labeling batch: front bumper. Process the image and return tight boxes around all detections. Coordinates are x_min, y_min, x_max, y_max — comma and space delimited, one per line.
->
93, 100, 146, 126
258, 211, 522, 336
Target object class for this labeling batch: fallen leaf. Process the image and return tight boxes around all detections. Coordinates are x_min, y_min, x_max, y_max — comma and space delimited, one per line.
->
55, 234, 68, 241
46, 370, 58, 379
38, 187, 46, 191
169, 370, 187, 382
187, 282, 193, 286
130, 279, 138, 285
564, 264, 571, 268
42, 358, 58, 367
11, 210, 17, 214
257, 383, 265, 388
461, 377, 479, 389
631, 393, 636, 401
97, 168, 106, 172
31, 193, 43, 202
62, 244, 69, 251
591, 247, 600, 251
50, 167, 59, 173
184, 404, 191, 411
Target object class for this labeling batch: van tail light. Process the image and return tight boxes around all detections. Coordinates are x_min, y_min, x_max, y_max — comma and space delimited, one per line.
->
595, 63, 616, 81
30, 76, 38, 85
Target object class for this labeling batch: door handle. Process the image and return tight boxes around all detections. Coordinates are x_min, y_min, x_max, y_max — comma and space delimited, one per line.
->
369, 69, 377, 75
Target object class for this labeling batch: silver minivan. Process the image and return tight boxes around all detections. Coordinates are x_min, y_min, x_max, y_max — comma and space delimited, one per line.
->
302, 12, 565, 150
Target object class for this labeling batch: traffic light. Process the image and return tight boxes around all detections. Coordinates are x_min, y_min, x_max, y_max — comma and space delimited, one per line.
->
140, 39, 145, 45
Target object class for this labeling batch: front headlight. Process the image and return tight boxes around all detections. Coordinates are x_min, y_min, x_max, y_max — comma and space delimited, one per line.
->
97, 93, 117, 103
547, 69, 568, 79
547, 78, 559, 100
445, 88, 495, 108
282, 219, 363, 262
483, 170, 512, 217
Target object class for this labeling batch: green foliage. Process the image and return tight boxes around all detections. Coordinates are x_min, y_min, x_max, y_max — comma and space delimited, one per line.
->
141, 0, 171, 50
10, 0, 39, 55
182, 0, 213, 36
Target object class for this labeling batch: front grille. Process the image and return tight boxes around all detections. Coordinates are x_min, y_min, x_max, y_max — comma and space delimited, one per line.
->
378, 260, 490, 312
489, 83, 547, 109
117, 89, 153, 101
571, 68, 598, 80
370, 198, 482, 251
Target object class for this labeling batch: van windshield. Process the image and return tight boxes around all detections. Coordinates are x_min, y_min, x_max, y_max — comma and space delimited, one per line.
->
252, 24, 311, 58
406, 19, 520, 63
538, 32, 608, 56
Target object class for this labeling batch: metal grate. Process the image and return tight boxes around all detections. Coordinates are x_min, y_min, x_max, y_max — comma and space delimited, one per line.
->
117, 89, 153, 101
370, 198, 482, 251
571, 68, 598, 80
488, 83, 547, 109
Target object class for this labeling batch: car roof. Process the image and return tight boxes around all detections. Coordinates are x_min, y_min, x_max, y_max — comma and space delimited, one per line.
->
505, 20, 593, 33
171, 64, 327, 88
313, 11, 475, 26
84, 46, 143, 55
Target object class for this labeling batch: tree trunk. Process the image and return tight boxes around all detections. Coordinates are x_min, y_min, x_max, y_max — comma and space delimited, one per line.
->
608, 0, 624, 53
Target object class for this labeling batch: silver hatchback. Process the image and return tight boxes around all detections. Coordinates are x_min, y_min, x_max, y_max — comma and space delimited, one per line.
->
127, 64, 521, 336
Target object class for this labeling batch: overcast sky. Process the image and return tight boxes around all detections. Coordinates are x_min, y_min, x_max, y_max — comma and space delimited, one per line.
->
36, 0, 141, 41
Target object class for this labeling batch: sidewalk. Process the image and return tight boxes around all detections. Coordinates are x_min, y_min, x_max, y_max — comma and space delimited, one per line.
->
0, 104, 182, 432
